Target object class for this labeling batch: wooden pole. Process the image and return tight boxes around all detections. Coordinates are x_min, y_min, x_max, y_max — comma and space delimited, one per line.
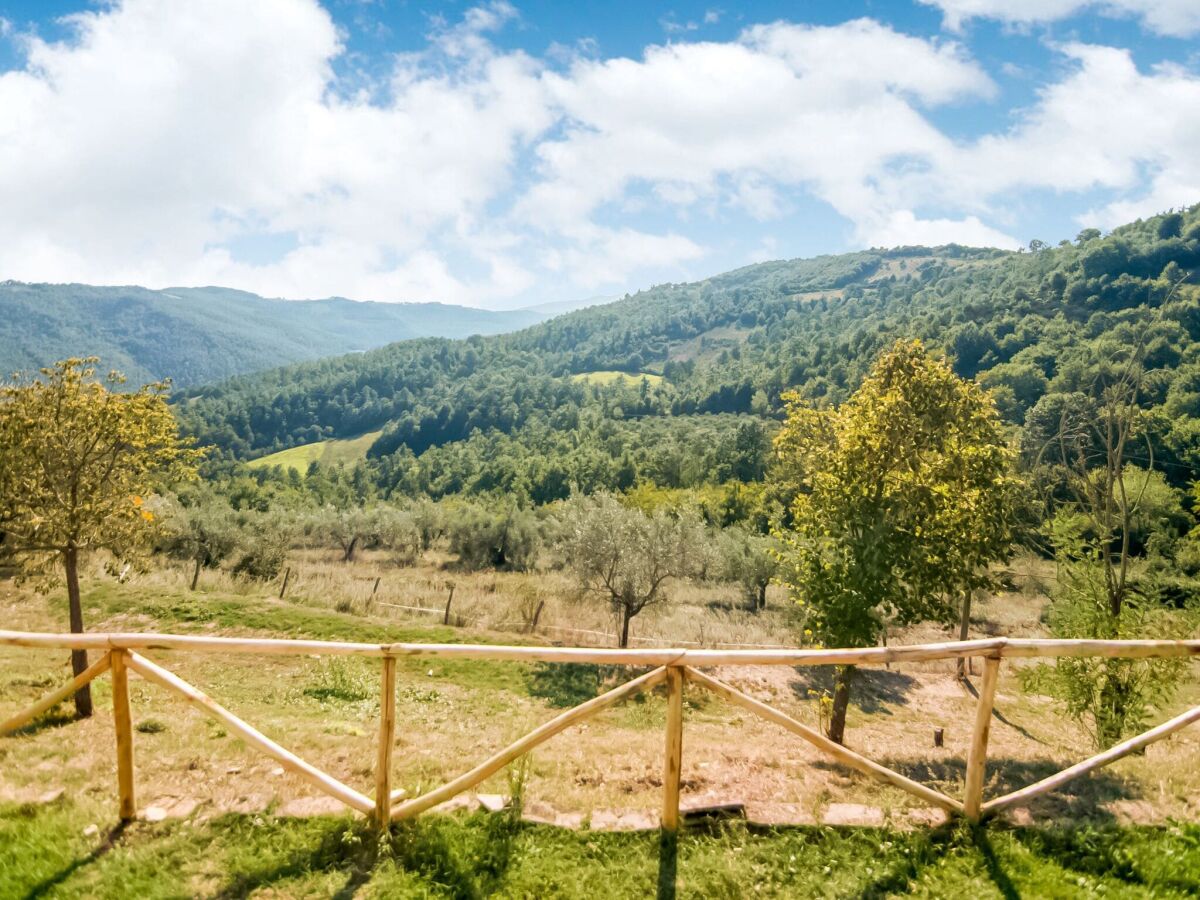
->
111, 650, 136, 821
964, 656, 1000, 821
0, 631, 1197, 667
443, 585, 455, 626
374, 657, 397, 832
391, 666, 667, 818
0, 652, 112, 735
983, 702, 1200, 816
125, 651, 373, 814
685, 667, 963, 813
279, 567, 291, 600
661, 666, 684, 832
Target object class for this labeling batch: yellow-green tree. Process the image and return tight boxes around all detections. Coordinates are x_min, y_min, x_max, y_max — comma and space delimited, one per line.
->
774, 340, 1015, 744
0, 359, 200, 717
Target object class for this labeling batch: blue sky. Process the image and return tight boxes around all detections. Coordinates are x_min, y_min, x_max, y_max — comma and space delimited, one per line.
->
0, 0, 1197, 308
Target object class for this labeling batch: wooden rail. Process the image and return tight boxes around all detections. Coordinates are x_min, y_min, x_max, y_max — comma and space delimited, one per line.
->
1, 630, 1197, 832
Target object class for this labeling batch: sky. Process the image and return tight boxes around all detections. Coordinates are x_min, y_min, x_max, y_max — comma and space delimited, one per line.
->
0, 1, 1197, 309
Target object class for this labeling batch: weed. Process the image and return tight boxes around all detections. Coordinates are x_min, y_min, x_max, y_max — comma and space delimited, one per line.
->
302, 658, 373, 704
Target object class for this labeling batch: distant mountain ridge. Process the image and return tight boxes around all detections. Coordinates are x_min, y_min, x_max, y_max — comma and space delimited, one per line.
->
0, 282, 546, 386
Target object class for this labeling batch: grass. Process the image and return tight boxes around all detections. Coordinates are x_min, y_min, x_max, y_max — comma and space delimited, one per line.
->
247, 430, 384, 475
2, 555, 1199, 895
59, 580, 532, 695
571, 370, 664, 387
2, 800, 1198, 898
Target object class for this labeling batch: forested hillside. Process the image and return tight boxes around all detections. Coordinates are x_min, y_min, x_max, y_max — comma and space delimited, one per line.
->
180, 206, 1200, 502
0, 283, 543, 387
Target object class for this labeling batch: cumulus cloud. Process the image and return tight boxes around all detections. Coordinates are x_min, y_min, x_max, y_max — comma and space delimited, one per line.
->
0, 1, 1196, 306
919, 0, 1200, 38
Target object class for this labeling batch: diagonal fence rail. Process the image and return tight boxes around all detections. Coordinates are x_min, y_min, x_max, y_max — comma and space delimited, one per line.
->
1, 630, 1198, 836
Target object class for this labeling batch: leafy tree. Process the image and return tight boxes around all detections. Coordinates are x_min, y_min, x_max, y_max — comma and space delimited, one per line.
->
155, 492, 239, 590
230, 511, 291, 581
1039, 332, 1189, 747
717, 525, 779, 611
555, 492, 704, 647
0, 359, 199, 717
773, 340, 1015, 744
447, 502, 540, 572
309, 505, 407, 563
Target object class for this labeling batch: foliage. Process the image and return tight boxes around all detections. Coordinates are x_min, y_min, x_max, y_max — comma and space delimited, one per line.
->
446, 502, 541, 571
1035, 513, 1189, 748
773, 340, 1016, 740
306, 504, 419, 563
0, 358, 201, 584
152, 491, 240, 588
230, 513, 290, 581
716, 525, 779, 611
0, 358, 200, 715
555, 491, 705, 647
177, 206, 1200, 515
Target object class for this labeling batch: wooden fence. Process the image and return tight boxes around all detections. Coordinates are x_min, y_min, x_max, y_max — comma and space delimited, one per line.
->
1, 630, 1198, 833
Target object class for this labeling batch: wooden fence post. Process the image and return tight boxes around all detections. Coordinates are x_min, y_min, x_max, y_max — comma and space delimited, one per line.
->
443, 584, 455, 626
662, 666, 684, 832
964, 655, 1000, 821
279, 567, 291, 600
110, 649, 136, 822
375, 657, 397, 832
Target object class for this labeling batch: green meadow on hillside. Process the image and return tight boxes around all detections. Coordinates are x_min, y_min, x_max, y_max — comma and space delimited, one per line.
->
247, 430, 384, 475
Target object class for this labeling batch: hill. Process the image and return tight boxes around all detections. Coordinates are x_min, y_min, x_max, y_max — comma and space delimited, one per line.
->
0, 282, 544, 387
179, 207, 1200, 501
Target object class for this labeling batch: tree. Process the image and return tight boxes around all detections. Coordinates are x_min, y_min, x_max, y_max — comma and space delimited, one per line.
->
773, 340, 1015, 744
447, 502, 540, 572
717, 525, 779, 611
155, 492, 239, 590
1040, 331, 1188, 747
556, 492, 704, 647
309, 505, 408, 563
0, 359, 200, 717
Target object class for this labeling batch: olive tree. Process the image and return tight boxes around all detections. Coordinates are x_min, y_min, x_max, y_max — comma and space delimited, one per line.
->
774, 340, 1015, 744
555, 492, 705, 647
0, 359, 199, 717
155, 492, 240, 590
717, 525, 779, 611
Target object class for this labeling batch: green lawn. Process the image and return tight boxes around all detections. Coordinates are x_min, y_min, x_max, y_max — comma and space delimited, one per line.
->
2, 801, 1198, 898
247, 430, 383, 475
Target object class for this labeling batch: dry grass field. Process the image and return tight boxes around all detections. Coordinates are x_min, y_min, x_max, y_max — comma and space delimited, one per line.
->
2, 548, 1197, 836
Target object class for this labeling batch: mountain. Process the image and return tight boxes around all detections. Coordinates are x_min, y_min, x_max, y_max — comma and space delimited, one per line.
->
180, 206, 1200, 501
0, 282, 545, 387
520, 294, 618, 317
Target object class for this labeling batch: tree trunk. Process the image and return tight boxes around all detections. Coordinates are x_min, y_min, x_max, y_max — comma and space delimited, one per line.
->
191, 556, 202, 591
757, 582, 767, 612
827, 664, 855, 745
956, 591, 972, 679
343, 536, 358, 563
619, 606, 632, 649
64, 547, 93, 719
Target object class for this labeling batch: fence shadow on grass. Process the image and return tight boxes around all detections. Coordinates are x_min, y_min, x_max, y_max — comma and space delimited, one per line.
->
25, 821, 127, 900
865, 756, 1135, 821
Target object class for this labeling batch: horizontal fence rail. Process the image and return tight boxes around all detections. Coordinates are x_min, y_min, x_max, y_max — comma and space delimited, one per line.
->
1, 630, 1198, 837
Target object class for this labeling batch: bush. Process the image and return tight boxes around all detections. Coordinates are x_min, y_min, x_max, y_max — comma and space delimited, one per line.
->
447, 502, 540, 571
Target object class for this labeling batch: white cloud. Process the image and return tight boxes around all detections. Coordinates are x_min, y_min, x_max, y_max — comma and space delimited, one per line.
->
919, 0, 1200, 38
934, 44, 1200, 229
0, 0, 552, 305
0, 2, 1196, 308
523, 20, 993, 244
